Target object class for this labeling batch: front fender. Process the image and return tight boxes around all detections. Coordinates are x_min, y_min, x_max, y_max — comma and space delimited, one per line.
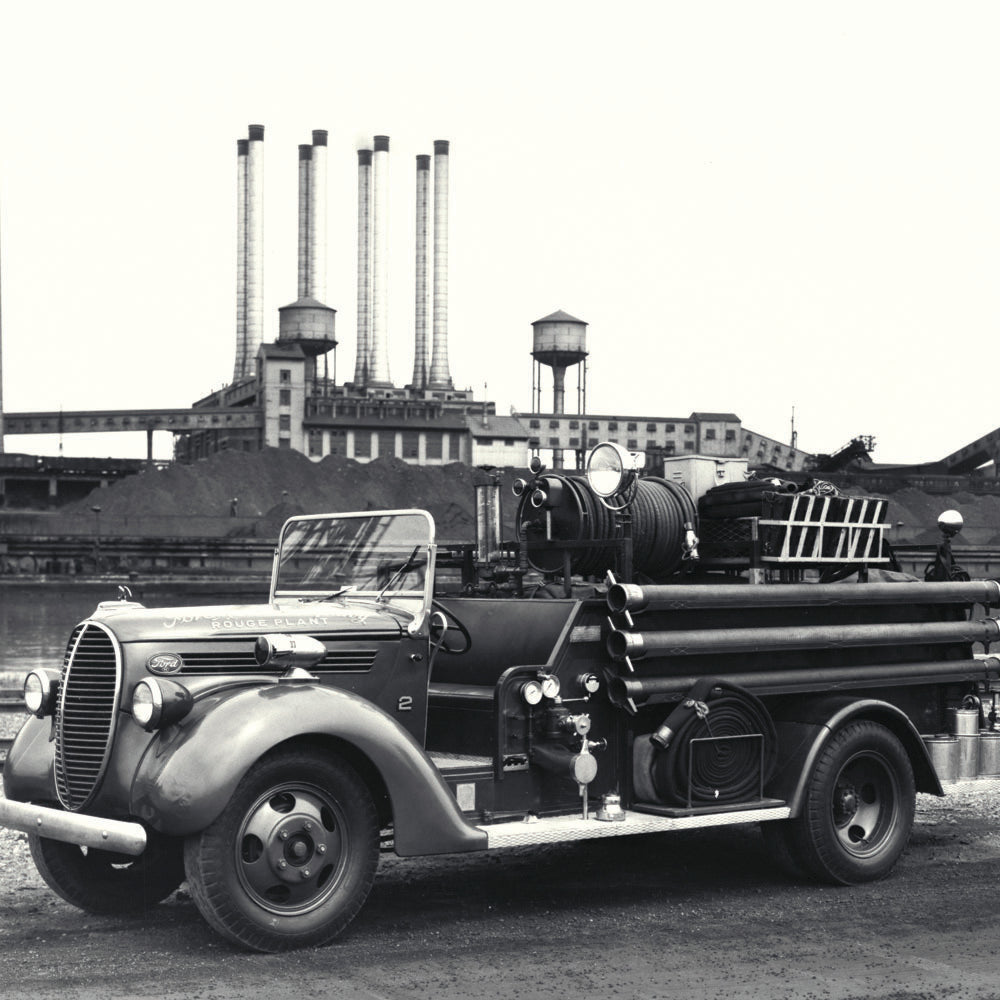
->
130, 682, 487, 856
3, 715, 56, 803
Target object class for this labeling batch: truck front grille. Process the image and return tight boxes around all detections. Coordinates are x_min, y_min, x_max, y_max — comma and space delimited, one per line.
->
54, 623, 122, 811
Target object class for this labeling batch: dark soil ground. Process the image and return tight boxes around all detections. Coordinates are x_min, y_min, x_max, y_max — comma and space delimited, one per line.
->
2, 779, 1000, 1000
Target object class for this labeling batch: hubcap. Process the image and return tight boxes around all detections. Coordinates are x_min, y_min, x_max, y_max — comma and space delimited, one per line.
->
237, 784, 347, 914
831, 752, 899, 858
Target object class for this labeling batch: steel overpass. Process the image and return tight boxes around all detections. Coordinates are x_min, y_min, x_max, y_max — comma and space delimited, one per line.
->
2, 407, 262, 458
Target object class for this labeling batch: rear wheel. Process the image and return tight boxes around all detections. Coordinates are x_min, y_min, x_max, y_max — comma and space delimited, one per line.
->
29, 827, 185, 914
183, 749, 379, 952
787, 720, 915, 885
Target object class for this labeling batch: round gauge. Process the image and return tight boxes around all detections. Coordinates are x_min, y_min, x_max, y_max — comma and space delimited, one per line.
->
540, 674, 561, 699
521, 680, 543, 706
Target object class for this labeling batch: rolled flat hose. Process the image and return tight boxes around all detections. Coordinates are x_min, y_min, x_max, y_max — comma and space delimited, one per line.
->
633, 678, 777, 806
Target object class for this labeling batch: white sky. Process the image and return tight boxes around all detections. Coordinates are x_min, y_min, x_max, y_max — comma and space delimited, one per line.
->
1, 0, 997, 464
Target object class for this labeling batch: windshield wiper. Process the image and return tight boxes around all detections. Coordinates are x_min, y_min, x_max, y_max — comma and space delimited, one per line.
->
298, 586, 355, 604
376, 546, 421, 605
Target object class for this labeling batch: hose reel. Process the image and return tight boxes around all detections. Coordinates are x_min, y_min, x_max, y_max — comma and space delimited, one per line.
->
632, 678, 777, 807
516, 472, 697, 580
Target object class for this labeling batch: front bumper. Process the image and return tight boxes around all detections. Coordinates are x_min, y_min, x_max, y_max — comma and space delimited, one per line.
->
0, 796, 147, 856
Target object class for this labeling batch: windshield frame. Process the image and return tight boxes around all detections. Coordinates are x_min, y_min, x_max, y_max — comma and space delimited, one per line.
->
269, 509, 436, 616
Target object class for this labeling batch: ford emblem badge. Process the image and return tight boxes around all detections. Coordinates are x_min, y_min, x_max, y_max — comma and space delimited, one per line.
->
147, 652, 183, 675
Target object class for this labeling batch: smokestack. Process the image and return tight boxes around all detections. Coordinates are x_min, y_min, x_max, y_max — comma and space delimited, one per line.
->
233, 138, 249, 382
244, 124, 265, 377
428, 139, 453, 389
354, 149, 372, 386
369, 135, 391, 385
296, 144, 311, 300
309, 129, 328, 303
412, 154, 431, 390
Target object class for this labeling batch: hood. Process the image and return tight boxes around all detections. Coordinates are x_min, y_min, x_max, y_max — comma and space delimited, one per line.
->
87, 600, 409, 643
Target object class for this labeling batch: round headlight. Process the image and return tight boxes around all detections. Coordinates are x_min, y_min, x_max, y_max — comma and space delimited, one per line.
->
587, 442, 633, 497
132, 679, 162, 730
24, 672, 46, 715
530, 488, 547, 508
512, 478, 528, 497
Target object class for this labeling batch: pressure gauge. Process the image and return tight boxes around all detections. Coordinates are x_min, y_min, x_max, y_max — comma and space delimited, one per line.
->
521, 680, 544, 706
539, 673, 561, 699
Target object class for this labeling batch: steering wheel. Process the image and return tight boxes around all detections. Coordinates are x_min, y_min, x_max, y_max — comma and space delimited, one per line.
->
430, 600, 472, 655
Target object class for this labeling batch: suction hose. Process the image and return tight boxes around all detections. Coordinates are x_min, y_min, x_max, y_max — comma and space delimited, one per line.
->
633, 678, 777, 807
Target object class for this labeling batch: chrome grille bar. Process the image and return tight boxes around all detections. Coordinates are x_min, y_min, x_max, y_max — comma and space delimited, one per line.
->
54, 622, 122, 811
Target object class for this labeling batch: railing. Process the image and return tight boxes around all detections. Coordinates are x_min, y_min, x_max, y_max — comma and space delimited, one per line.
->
0, 514, 262, 538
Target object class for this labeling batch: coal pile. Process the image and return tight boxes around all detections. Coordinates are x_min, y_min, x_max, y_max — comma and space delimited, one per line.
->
56, 448, 520, 542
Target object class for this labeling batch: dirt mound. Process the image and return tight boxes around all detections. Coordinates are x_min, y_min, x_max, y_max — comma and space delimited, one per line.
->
59, 448, 520, 541
52, 450, 1000, 547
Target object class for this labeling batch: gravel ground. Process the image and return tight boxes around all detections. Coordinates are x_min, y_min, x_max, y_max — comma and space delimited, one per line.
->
3, 777, 1000, 1000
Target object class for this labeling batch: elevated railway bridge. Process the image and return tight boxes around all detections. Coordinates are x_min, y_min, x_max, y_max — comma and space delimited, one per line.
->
0, 407, 261, 506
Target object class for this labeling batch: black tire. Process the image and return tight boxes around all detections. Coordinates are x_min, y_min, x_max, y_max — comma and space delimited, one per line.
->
29, 827, 185, 914
786, 720, 915, 885
183, 749, 379, 952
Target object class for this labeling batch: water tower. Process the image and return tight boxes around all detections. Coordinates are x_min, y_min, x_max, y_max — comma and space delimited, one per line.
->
531, 310, 588, 414
278, 297, 337, 391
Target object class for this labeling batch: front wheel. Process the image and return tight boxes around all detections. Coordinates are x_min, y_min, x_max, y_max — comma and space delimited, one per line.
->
29, 826, 185, 914
786, 720, 915, 885
183, 749, 379, 952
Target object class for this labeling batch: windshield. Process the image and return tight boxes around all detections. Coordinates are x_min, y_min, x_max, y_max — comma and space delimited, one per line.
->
271, 510, 434, 606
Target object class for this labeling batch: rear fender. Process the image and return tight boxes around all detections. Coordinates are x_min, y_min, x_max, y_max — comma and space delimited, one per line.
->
130, 682, 486, 856
767, 696, 943, 816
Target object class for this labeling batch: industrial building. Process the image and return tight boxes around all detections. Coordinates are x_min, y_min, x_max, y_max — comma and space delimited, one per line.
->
173, 126, 803, 476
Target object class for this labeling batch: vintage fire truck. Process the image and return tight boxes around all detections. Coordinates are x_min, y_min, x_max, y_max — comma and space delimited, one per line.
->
2, 442, 999, 951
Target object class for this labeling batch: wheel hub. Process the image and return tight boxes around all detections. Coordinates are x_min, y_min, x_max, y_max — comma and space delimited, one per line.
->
834, 782, 858, 822
832, 752, 899, 858
238, 785, 345, 912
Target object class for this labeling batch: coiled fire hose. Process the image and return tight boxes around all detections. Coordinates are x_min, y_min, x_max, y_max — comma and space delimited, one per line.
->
634, 678, 777, 806
517, 474, 698, 579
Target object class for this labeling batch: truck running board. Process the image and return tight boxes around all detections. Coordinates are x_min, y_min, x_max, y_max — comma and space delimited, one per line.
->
477, 804, 791, 849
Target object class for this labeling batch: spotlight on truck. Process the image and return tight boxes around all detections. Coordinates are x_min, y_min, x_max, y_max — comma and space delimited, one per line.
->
586, 442, 644, 499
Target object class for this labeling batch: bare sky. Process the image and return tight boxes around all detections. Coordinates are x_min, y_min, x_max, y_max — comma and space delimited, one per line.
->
1, 1, 997, 464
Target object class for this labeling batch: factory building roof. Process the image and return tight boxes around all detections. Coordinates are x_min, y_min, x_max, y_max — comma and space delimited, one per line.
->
690, 412, 742, 423
465, 415, 532, 439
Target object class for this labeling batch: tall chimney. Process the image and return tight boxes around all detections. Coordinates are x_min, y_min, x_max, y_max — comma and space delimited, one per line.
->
309, 129, 328, 303
428, 139, 453, 389
244, 124, 265, 377
233, 137, 249, 381
353, 149, 372, 386
412, 154, 431, 390
369, 135, 391, 385
296, 144, 312, 300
